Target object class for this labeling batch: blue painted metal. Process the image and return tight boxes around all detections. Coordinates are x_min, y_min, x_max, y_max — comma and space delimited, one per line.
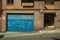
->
7, 14, 34, 32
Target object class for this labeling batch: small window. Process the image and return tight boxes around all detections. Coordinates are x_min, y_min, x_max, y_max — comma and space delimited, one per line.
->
22, 0, 34, 7
7, 0, 14, 5
45, 0, 54, 4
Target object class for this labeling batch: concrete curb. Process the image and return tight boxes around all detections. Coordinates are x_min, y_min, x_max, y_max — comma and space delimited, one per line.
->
39, 29, 60, 35
3, 32, 39, 37
0, 29, 60, 37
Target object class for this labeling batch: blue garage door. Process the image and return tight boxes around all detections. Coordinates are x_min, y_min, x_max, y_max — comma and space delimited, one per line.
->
7, 14, 34, 32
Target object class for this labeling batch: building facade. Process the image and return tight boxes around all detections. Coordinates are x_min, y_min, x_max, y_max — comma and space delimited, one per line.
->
1, 0, 60, 32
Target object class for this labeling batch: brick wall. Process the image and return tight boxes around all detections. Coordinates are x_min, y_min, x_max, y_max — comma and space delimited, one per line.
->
1, 0, 60, 32
55, 12, 60, 28
0, 0, 2, 32
2, 0, 44, 9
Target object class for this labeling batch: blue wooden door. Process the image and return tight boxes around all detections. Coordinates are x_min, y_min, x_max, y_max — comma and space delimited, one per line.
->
7, 14, 34, 32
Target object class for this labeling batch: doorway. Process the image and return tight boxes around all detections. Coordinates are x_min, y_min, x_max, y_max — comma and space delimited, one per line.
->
44, 13, 55, 28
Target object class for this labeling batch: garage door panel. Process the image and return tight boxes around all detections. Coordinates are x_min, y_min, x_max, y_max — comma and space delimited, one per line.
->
7, 14, 34, 32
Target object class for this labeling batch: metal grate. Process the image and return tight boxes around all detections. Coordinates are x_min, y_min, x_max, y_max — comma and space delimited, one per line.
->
7, 0, 14, 5
45, 0, 54, 4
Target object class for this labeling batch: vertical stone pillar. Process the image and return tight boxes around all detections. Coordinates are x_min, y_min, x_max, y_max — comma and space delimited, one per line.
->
1, 10, 6, 32
34, 11, 44, 31
0, 0, 2, 32
0, 17, 2, 32
39, 12, 44, 30
55, 12, 60, 29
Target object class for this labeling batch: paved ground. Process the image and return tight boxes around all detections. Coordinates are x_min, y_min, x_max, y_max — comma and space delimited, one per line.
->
0, 29, 60, 40
0, 34, 60, 40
